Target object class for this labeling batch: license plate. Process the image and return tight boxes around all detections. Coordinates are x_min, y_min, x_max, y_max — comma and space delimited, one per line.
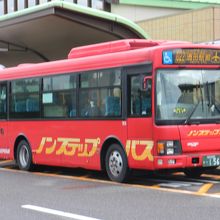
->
203, 155, 220, 167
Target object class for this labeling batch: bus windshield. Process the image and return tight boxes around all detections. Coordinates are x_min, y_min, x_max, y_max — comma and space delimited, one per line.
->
156, 69, 220, 125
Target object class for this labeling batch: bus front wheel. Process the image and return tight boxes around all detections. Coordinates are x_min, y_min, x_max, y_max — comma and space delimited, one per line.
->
184, 168, 203, 178
16, 140, 33, 171
105, 144, 129, 183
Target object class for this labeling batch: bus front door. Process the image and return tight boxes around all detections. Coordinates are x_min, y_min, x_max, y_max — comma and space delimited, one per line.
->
126, 74, 153, 169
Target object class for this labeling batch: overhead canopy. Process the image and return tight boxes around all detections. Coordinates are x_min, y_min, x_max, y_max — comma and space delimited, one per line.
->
0, 1, 148, 67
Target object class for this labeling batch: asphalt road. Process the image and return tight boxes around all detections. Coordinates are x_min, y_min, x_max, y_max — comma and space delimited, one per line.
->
1, 160, 220, 220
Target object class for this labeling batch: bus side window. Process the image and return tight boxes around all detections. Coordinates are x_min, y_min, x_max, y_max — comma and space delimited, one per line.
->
129, 75, 152, 117
79, 90, 100, 117
0, 84, 7, 119
43, 74, 76, 118
105, 88, 121, 116
79, 68, 122, 118
10, 78, 40, 118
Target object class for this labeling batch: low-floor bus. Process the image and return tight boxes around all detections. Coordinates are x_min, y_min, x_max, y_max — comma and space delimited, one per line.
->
0, 39, 220, 182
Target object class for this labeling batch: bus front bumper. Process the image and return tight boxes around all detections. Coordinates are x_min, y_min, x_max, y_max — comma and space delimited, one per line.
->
153, 152, 220, 170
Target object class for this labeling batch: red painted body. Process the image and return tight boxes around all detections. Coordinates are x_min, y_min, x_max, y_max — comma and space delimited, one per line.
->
0, 39, 220, 172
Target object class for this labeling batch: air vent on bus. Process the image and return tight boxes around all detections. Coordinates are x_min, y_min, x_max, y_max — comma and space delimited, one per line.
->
67, 39, 160, 59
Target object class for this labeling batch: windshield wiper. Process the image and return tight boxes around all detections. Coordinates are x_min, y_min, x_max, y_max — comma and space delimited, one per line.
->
184, 101, 200, 125
184, 82, 203, 125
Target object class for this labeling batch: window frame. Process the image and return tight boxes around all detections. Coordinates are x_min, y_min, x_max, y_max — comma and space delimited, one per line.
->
0, 82, 8, 120
5, 62, 151, 121
124, 62, 153, 118
9, 77, 41, 119
79, 67, 123, 119
42, 73, 77, 119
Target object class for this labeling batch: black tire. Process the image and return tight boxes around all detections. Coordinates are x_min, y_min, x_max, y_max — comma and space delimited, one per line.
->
184, 168, 203, 178
105, 144, 129, 183
16, 140, 33, 171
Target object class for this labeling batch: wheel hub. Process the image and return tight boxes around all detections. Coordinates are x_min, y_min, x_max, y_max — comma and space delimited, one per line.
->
109, 150, 123, 177
19, 145, 29, 168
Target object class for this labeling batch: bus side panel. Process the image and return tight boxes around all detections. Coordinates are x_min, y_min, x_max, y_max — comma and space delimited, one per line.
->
8, 120, 127, 170
126, 118, 154, 170
0, 121, 10, 160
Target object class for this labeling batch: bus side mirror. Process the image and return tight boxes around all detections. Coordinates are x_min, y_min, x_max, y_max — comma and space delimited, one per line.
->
143, 76, 152, 90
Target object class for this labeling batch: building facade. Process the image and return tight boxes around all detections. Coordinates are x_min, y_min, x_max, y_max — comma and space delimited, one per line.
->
0, 1, 147, 67
137, 7, 220, 44
0, 0, 110, 15
110, 0, 220, 43
1, 0, 220, 46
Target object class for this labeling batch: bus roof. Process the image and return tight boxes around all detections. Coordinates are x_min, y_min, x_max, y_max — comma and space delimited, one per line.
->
1, 39, 220, 81
68, 39, 190, 59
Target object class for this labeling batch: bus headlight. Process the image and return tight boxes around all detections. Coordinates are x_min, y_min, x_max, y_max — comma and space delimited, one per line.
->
157, 140, 182, 156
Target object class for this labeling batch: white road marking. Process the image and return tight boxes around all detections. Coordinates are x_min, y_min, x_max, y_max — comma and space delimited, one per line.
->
22, 205, 102, 220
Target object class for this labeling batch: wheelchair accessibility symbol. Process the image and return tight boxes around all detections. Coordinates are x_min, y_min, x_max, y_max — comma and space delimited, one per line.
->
163, 51, 173, 64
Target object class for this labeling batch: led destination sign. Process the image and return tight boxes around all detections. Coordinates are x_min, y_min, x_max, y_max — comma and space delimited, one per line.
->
162, 49, 220, 65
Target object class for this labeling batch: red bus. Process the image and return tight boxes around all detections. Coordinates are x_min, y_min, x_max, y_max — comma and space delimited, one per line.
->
0, 39, 220, 182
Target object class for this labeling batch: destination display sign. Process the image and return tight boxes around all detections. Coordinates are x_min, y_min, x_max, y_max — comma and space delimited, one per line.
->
162, 49, 220, 65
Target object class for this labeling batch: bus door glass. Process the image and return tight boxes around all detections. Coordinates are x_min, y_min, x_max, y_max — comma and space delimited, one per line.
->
0, 83, 8, 156
127, 73, 153, 139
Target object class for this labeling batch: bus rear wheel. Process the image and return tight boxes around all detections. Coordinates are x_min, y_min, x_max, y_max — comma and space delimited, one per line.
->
16, 140, 33, 171
105, 144, 129, 183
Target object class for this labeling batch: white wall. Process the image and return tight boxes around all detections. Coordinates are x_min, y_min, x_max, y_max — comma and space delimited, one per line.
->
111, 5, 185, 22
